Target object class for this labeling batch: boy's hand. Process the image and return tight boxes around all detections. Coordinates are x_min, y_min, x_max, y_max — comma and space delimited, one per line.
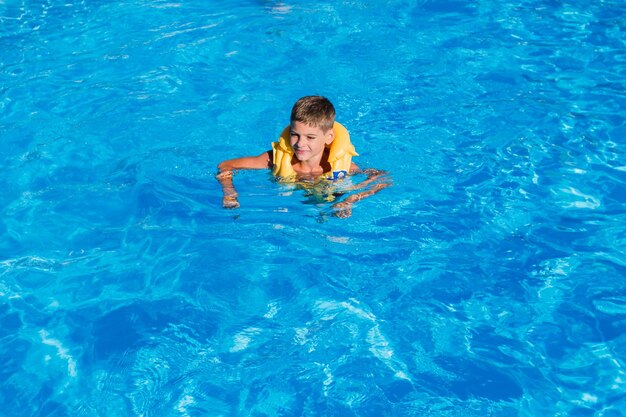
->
222, 194, 240, 209
216, 170, 240, 209
331, 170, 391, 217
332, 200, 353, 218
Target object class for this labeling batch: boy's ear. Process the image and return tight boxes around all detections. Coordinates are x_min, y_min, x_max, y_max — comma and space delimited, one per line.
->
325, 128, 335, 145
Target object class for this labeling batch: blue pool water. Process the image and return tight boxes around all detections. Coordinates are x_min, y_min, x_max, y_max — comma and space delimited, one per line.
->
2, 0, 626, 415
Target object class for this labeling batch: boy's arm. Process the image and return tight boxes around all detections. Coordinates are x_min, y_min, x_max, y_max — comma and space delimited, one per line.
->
216, 151, 272, 208
332, 165, 392, 218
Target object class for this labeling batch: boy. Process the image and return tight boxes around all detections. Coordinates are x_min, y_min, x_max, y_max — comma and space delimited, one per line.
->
216, 96, 390, 218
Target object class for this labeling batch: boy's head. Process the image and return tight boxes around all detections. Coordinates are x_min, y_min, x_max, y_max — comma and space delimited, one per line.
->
290, 96, 335, 133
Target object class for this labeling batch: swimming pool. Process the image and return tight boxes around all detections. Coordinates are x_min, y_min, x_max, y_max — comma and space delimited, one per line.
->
2, 0, 626, 415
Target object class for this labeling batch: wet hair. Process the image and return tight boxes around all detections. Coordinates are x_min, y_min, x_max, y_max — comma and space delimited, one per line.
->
290, 96, 336, 132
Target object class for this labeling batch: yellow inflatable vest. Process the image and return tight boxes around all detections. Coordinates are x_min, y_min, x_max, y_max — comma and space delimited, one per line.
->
271, 122, 358, 181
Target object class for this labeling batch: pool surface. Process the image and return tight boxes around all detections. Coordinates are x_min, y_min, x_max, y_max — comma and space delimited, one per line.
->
2, 0, 626, 416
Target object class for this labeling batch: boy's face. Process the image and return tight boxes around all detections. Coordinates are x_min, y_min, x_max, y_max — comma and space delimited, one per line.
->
289, 121, 334, 163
